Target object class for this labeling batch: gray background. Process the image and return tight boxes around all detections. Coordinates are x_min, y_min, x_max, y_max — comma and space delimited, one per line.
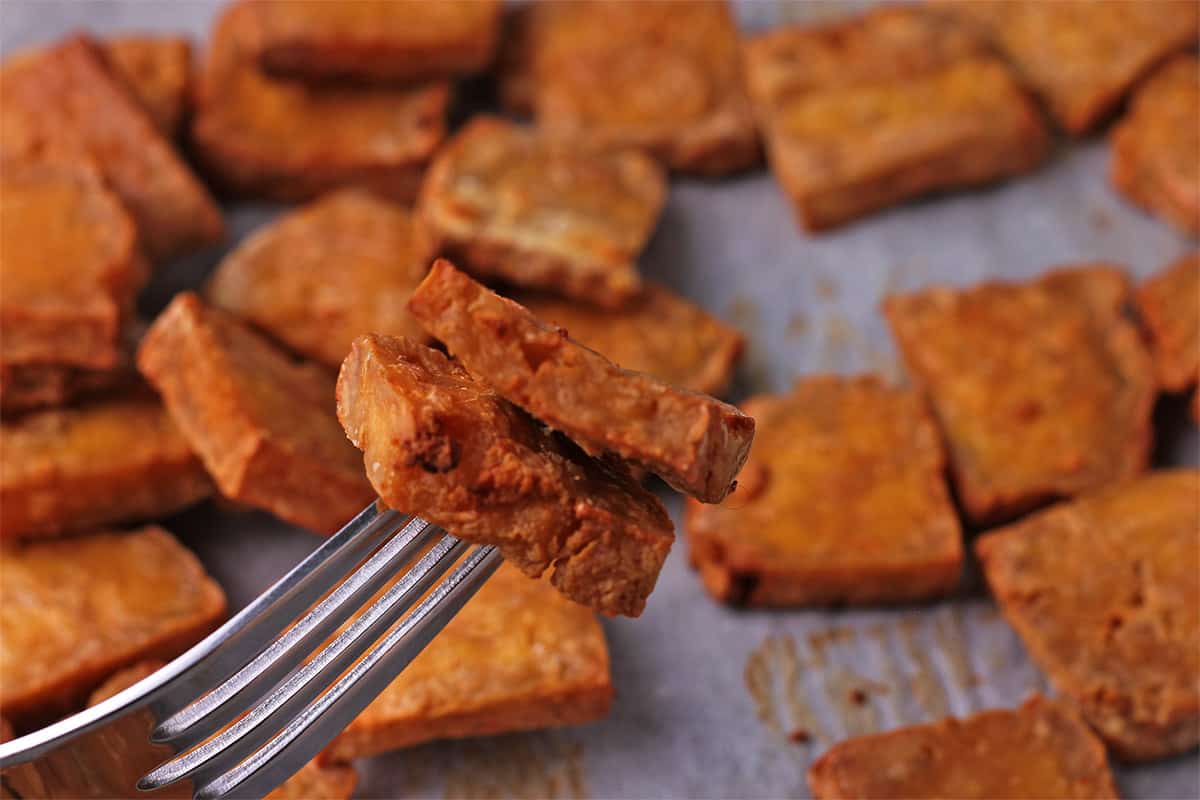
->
2, 1, 1197, 797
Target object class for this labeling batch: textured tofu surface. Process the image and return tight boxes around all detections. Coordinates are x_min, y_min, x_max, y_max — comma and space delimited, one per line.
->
104, 36, 192, 137
1137, 252, 1200, 394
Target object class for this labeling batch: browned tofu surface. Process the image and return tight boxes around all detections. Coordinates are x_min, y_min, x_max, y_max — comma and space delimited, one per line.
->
744, 7, 1049, 231
137, 293, 374, 535
1, 385, 212, 540
417, 116, 666, 309
326, 563, 611, 760
0, 36, 223, 263
0, 359, 131, 416
978, 470, 1200, 761
192, 3, 447, 203
206, 189, 430, 368
808, 695, 1119, 799
884, 265, 1155, 524
1137, 252, 1200, 393
0, 526, 226, 726
336, 333, 674, 617
105, 36, 192, 137
409, 261, 755, 503
934, 0, 1200, 135
1111, 56, 1200, 235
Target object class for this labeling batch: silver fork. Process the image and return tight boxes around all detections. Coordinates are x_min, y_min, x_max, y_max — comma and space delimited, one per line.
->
0, 502, 502, 799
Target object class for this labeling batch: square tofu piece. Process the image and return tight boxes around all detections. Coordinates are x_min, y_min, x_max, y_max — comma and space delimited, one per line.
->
685, 376, 961, 607
137, 293, 374, 534
884, 265, 1155, 525
105, 36, 192, 138
933, 0, 1200, 135
0, 526, 225, 726
408, 262, 755, 503
326, 563, 611, 759
808, 695, 1119, 799
1138, 253, 1200, 396
1, 386, 212, 540
519, 0, 758, 175
515, 283, 744, 396
192, 4, 448, 203
977, 471, 1200, 761
744, 7, 1049, 231
1111, 56, 1200, 235
206, 190, 430, 369
336, 334, 674, 617
0, 36, 223, 263
417, 116, 666, 308
240, 0, 501, 84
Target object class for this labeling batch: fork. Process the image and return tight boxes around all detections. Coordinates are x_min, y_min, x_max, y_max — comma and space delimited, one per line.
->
0, 502, 502, 799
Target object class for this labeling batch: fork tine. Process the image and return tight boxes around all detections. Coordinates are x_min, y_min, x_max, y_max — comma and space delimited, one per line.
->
195, 545, 502, 800
140, 532, 471, 790
153, 514, 443, 748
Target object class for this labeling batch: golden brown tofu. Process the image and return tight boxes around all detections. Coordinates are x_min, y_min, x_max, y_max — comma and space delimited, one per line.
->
518, 0, 758, 176
884, 265, 1155, 524
206, 189, 430, 369
0, 36, 223, 264
336, 333, 674, 617
137, 293, 374, 535
326, 563, 611, 759
105, 36, 192, 137
192, 3, 448, 203
1, 386, 212, 540
933, 0, 1200, 135
408, 261, 755, 503
744, 7, 1049, 231
417, 116, 666, 309
241, 0, 500, 84
1137, 252, 1200, 396
1111, 56, 1200, 235
808, 695, 1119, 799
977, 470, 1200, 761
0, 526, 226, 727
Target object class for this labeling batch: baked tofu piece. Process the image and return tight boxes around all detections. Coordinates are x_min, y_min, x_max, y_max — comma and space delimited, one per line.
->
408, 261, 755, 503
884, 265, 1155, 525
192, 3, 448, 203
808, 695, 1119, 799
206, 190, 430, 369
137, 293, 374, 535
744, 7, 1049, 231
240, 0, 500, 84
685, 376, 962, 607
336, 333, 674, 617
1, 386, 212, 540
326, 563, 611, 759
0, 159, 146, 370
1138, 253, 1200, 398
515, 283, 743, 396
0, 360, 131, 416
977, 471, 1200, 761
105, 36, 192, 137
934, 0, 1200, 135
518, 0, 758, 176
0, 36, 223, 263
0, 526, 225, 726
1111, 56, 1200, 235
417, 116, 666, 308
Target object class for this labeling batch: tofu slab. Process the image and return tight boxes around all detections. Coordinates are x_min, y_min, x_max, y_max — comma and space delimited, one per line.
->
808, 695, 1119, 799
0, 526, 226, 726
336, 333, 674, 617
417, 116, 666, 309
744, 7, 1049, 231
1111, 56, 1200, 235
138, 293, 374, 535
242, 0, 501, 84
884, 265, 1155, 524
326, 563, 611, 759
1, 386, 212, 540
408, 261, 755, 503
520, 0, 759, 176
193, 3, 447, 203
686, 376, 962, 607
206, 189, 430, 369
105, 36, 192, 137
977, 471, 1200, 761
0, 36, 223, 263
1138, 252, 1200, 395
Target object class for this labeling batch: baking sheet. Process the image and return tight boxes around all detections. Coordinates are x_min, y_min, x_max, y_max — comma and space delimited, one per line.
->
2, 1, 1198, 797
